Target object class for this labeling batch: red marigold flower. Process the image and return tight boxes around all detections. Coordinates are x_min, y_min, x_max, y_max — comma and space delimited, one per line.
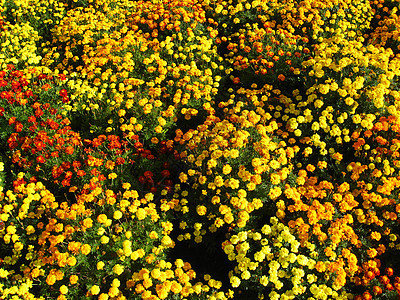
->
15, 122, 23, 132
144, 171, 153, 178
36, 156, 45, 163
77, 170, 86, 177
59, 89, 68, 97
58, 74, 67, 81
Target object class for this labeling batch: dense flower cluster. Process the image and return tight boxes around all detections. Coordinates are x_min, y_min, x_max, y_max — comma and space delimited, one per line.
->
1, 0, 400, 299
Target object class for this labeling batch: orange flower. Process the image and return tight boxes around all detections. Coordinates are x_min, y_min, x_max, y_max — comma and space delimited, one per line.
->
65, 146, 74, 155
315, 261, 326, 272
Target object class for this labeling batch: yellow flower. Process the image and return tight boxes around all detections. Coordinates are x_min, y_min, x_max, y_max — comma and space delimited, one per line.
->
196, 205, 207, 216
149, 231, 159, 239
100, 236, 109, 244
370, 231, 381, 241
90, 285, 100, 295
97, 214, 108, 224
113, 210, 123, 220
108, 286, 119, 297
0, 268, 9, 278
60, 285, 68, 294
99, 293, 109, 300
112, 264, 124, 275
108, 173, 117, 179
14, 242, 23, 251
222, 164, 232, 174
97, 261, 105, 270
70, 275, 79, 285
26, 225, 35, 235
319, 84, 330, 94
80, 244, 91, 255
136, 208, 147, 220
230, 276, 241, 288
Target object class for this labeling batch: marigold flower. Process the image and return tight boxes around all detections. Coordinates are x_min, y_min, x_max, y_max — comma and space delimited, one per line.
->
80, 244, 91, 255
112, 264, 124, 275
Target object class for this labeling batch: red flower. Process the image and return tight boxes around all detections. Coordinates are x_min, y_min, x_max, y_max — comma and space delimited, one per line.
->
144, 171, 153, 178
25, 90, 33, 97
161, 170, 170, 177
59, 89, 68, 97
15, 122, 23, 132
77, 170, 86, 177
8, 116, 16, 125
36, 156, 45, 163
232, 77, 240, 84
116, 157, 125, 165
58, 74, 67, 81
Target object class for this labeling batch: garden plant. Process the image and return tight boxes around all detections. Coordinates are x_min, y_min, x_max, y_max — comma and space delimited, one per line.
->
1, 0, 400, 299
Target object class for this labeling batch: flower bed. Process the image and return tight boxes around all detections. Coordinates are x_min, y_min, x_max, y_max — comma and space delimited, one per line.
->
1, 0, 400, 299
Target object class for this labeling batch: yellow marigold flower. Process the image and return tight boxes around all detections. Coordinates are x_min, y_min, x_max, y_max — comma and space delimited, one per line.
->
196, 205, 207, 216
113, 210, 123, 220
108, 286, 119, 297
0, 268, 9, 278
70, 275, 79, 285
149, 231, 159, 239
230, 276, 241, 288
370, 231, 381, 241
46, 273, 56, 285
26, 225, 35, 235
99, 293, 109, 300
108, 173, 117, 179
60, 285, 68, 294
97, 261, 105, 270
112, 264, 124, 275
214, 175, 224, 187
179, 172, 188, 183
171, 281, 182, 294
67, 256, 77, 267
83, 218, 93, 228
136, 208, 147, 220
222, 164, 232, 174
97, 214, 108, 224
122, 182, 131, 190
260, 275, 269, 286
151, 268, 161, 279
100, 236, 109, 244
14, 242, 23, 251
90, 285, 100, 295
31, 268, 41, 278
